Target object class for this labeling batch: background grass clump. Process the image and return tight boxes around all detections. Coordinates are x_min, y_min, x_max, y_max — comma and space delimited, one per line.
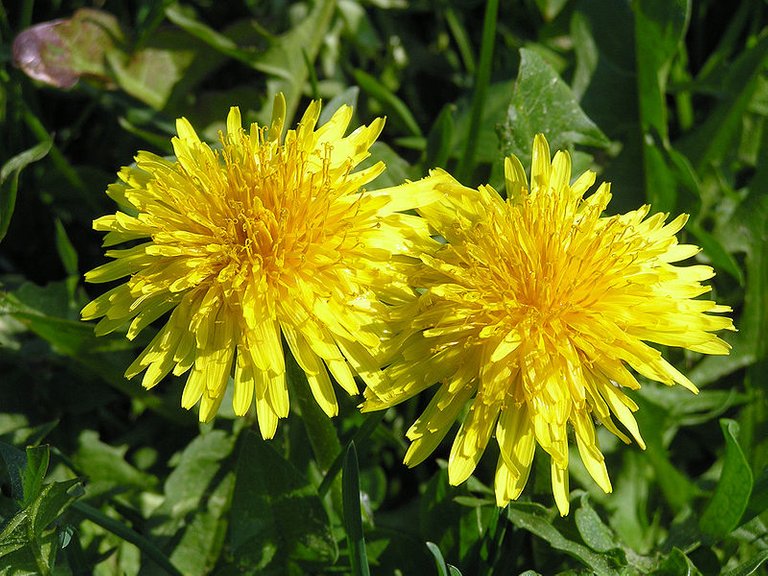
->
1, 1, 767, 574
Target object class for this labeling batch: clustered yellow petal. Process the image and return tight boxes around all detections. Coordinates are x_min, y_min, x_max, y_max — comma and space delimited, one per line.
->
363, 134, 735, 515
83, 99, 734, 515
81, 94, 436, 436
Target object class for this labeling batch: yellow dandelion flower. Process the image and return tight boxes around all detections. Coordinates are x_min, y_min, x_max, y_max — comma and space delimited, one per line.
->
82, 94, 436, 436
364, 134, 735, 515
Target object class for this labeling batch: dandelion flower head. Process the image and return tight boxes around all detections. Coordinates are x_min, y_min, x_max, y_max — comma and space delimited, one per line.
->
82, 94, 433, 437
364, 134, 735, 515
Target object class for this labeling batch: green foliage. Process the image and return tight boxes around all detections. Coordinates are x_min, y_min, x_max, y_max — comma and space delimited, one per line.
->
0, 0, 766, 574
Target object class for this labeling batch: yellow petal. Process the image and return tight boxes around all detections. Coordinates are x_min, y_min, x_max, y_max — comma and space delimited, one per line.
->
448, 400, 500, 485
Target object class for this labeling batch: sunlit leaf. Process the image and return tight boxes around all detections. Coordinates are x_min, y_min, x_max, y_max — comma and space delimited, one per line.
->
499, 48, 610, 170
229, 431, 337, 573
699, 419, 753, 540
506, 503, 619, 576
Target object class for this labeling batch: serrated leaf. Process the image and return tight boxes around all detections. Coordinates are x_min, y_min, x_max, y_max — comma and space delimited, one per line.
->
166, 475, 234, 576
152, 430, 235, 533
28, 478, 82, 540
72, 430, 156, 497
21, 445, 49, 507
229, 431, 337, 573
499, 48, 610, 170
699, 419, 753, 540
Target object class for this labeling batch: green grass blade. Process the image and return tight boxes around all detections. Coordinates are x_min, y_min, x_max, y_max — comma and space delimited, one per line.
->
72, 501, 183, 576
354, 69, 422, 137
317, 411, 385, 499
0, 139, 51, 243
343, 442, 369, 576
456, 0, 498, 182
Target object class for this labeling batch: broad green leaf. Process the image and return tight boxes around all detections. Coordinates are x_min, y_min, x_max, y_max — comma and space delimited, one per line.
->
229, 431, 337, 573
106, 35, 197, 110
363, 142, 415, 189
498, 48, 610, 171
570, 11, 598, 101
699, 419, 753, 540
506, 503, 618, 576
574, 495, 617, 553
0, 139, 52, 243
319, 86, 360, 126
688, 221, 745, 286
743, 467, 768, 525
72, 430, 157, 497
27, 479, 82, 541
634, 394, 700, 512
167, 475, 234, 576
21, 445, 49, 507
343, 443, 369, 576
641, 137, 678, 213
633, 0, 690, 137
153, 429, 235, 531
165, 1, 335, 126
678, 34, 768, 171
425, 104, 455, 170
651, 548, 702, 576
149, 430, 236, 573
633, 0, 690, 211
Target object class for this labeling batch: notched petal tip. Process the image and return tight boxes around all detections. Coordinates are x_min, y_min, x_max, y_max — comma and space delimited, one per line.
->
175, 116, 200, 143
226, 106, 242, 137
268, 92, 286, 142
